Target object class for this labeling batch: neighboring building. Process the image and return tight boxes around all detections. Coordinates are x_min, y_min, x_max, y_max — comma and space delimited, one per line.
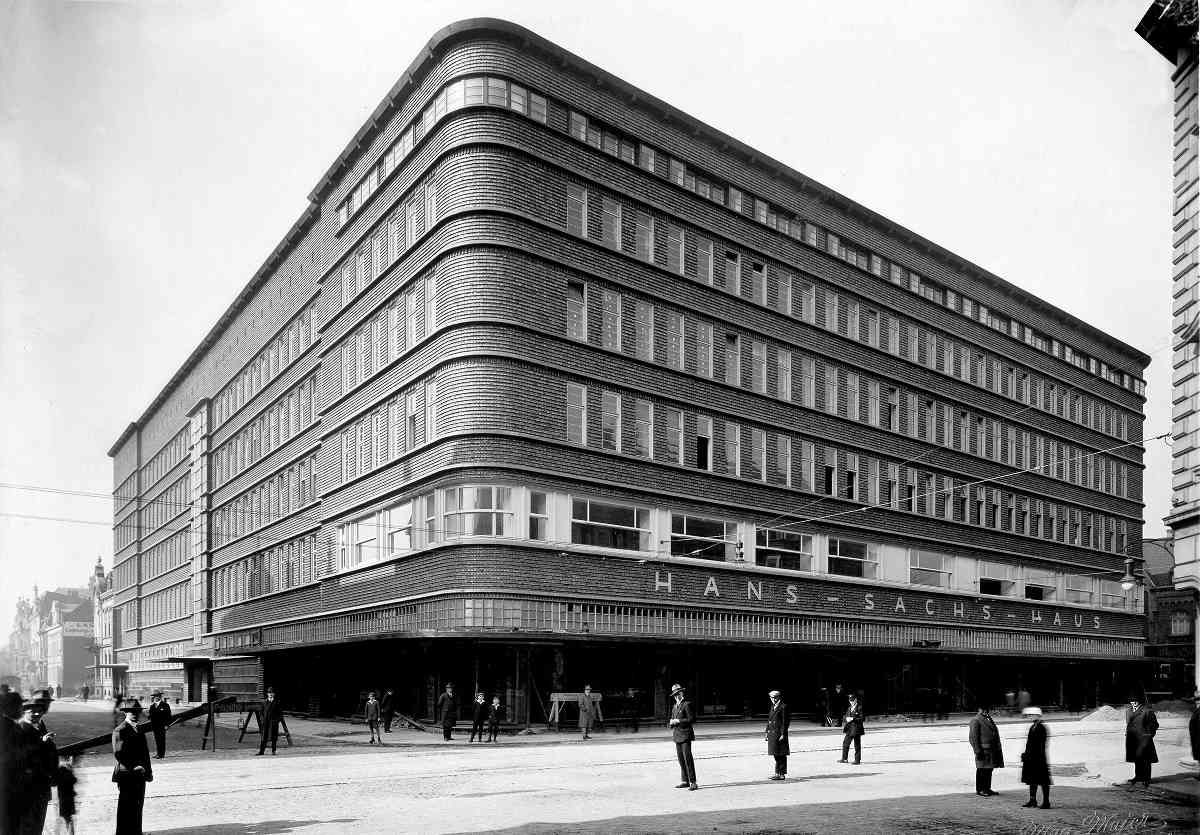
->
89, 557, 122, 700
110, 19, 1150, 719
1137, 0, 1200, 697
1143, 537, 1196, 695
8, 596, 34, 692
43, 598, 94, 698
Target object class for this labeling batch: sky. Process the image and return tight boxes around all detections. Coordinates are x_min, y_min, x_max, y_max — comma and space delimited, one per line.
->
0, 0, 1176, 639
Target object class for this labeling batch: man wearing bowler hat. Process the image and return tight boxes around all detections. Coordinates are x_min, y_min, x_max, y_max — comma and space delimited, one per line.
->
257, 687, 283, 756
668, 683, 698, 790
148, 689, 172, 759
12, 694, 58, 835
112, 696, 153, 835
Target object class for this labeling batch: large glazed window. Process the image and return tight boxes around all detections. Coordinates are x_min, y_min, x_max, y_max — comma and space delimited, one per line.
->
444, 486, 514, 537
756, 528, 812, 572
571, 498, 651, 552
671, 513, 737, 561
828, 538, 878, 580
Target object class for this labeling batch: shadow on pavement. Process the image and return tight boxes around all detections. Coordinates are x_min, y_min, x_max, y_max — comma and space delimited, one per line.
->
700, 772, 882, 789
471, 785, 1198, 834
150, 819, 356, 834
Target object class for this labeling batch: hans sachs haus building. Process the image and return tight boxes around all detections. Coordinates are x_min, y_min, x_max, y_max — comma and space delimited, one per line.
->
109, 19, 1150, 721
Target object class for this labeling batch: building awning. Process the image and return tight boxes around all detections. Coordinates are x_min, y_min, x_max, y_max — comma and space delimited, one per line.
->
86, 663, 128, 670
151, 655, 254, 663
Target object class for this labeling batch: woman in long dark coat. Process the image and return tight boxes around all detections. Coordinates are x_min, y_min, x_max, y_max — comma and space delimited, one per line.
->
1019, 707, 1051, 809
765, 690, 790, 780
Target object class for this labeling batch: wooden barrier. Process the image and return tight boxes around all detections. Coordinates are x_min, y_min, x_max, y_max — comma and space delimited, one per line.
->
57, 696, 236, 757
547, 692, 603, 728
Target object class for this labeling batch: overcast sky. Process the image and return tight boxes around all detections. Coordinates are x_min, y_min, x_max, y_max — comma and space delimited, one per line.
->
0, 0, 1175, 639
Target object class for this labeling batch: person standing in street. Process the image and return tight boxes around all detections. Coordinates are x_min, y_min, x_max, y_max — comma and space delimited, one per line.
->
1188, 692, 1199, 780
486, 695, 504, 743
365, 691, 381, 744
578, 684, 599, 740
436, 683, 458, 741
111, 696, 153, 835
765, 690, 790, 780
668, 683, 697, 791
257, 687, 283, 756
469, 692, 488, 743
80, 684, 89, 703
1019, 707, 1051, 809
1125, 693, 1158, 788
148, 690, 172, 759
830, 683, 847, 727
838, 692, 864, 764
969, 703, 1004, 796
12, 696, 58, 835
380, 688, 396, 734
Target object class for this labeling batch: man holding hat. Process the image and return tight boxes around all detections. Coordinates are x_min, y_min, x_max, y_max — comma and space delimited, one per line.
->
668, 683, 698, 791
765, 690, 790, 780
149, 690, 172, 759
112, 696, 153, 835
1019, 707, 1051, 809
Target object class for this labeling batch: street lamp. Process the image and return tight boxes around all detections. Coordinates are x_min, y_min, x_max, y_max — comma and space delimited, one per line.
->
1119, 557, 1137, 592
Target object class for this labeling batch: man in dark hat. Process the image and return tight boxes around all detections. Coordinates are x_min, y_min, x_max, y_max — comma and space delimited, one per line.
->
149, 689, 172, 759
11, 696, 58, 835
381, 688, 396, 733
765, 689, 790, 780
257, 687, 283, 756
969, 702, 1004, 796
1124, 692, 1158, 788
436, 683, 458, 741
668, 683, 697, 790
112, 696, 153, 835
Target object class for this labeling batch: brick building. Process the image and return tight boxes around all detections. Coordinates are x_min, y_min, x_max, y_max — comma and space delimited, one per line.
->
1143, 537, 1196, 695
109, 19, 1150, 719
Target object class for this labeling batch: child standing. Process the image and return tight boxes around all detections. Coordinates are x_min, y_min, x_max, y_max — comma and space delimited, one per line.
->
469, 692, 488, 742
365, 692, 381, 745
487, 696, 504, 742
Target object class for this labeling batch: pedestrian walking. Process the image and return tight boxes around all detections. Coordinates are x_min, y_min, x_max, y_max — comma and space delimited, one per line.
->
1124, 693, 1158, 788
667, 683, 697, 791
148, 690, 172, 759
1188, 692, 1199, 779
13, 695, 58, 835
111, 696, 153, 835
257, 687, 283, 756
838, 692, 865, 764
80, 684, 89, 704
578, 684, 599, 740
380, 688, 395, 734
765, 690, 790, 780
969, 703, 1004, 796
1019, 707, 1051, 809
436, 683, 458, 741
486, 696, 504, 742
365, 691, 381, 744
469, 692, 488, 742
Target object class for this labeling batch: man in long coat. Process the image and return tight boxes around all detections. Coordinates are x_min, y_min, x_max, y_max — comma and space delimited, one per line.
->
1125, 695, 1158, 788
257, 687, 283, 756
1019, 707, 1051, 808
11, 697, 58, 835
578, 684, 599, 740
436, 683, 458, 741
148, 690, 172, 759
380, 688, 396, 734
112, 697, 153, 835
765, 690, 790, 780
668, 683, 697, 790
839, 692, 865, 764
969, 704, 1004, 796
1189, 693, 1199, 776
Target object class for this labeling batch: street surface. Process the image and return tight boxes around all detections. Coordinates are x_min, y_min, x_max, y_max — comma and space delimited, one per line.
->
30, 701, 1200, 834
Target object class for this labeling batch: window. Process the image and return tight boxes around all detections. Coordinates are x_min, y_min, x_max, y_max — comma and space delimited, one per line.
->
750, 262, 766, 305
1064, 574, 1094, 605
696, 416, 712, 470
424, 273, 437, 335
338, 514, 378, 569
822, 447, 837, 495
601, 391, 621, 451
724, 251, 739, 290
1099, 580, 1127, 610
756, 528, 811, 571
665, 312, 684, 369
567, 384, 587, 445
633, 400, 653, 458
824, 288, 839, 332
571, 498, 651, 551
797, 281, 816, 325
724, 334, 741, 385
423, 179, 438, 232
635, 212, 654, 262
423, 378, 437, 442
667, 224, 684, 274
750, 341, 767, 393
823, 366, 839, 415
845, 453, 860, 500
600, 290, 622, 350
529, 491, 549, 540
384, 502, 413, 555
724, 421, 741, 475
635, 301, 655, 361
696, 321, 713, 378
444, 486, 513, 537
777, 272, 793, 315
566, 184, 587, 236
800, 357, 815, 409
828, 538, 878, 579
777, 350, 792, 401
638, 144, 656, 172
696, 239, 714, 285
601, 197, 621, 248
665, 408, 683, 464
1170, 610, 1193, 636
567, 281, 587, 341
773, 434, 791, 486
749, 428, 766, 481
671, 513, 737, 561
910, 550, 952, 588
978, 561, 1017, 596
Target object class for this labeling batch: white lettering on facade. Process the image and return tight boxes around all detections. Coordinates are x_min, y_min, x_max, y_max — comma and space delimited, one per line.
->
785, 584, 798, 604
703, 577, 720, 598
894, 597, 906, 613
1053, 612, 1062, 626
654, 571, 673, 593
953, 601, 965, 617
1094, 616, 1101, 630
1031, 610, 1042, 623
1073, 614, 1083, 628
982, 605, 991, 621
864, 592, 874, 611
925, 599, 935, 615
747, 580, 762, 601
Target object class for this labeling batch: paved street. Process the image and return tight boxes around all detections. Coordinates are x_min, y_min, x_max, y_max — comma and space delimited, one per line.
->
32, 701, 1198, 834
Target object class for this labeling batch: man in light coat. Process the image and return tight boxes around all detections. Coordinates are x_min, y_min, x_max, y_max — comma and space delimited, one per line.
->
765, 690, 790, 780
969, 703, 1004, 796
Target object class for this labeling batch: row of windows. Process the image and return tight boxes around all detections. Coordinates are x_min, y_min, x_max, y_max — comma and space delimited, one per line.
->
563, 104, 1145, 396
211, 533, 319, 608
339, 378, 437, 484
214, 303, 319, 429
339, 177, 438, 311
138, 476, 190, 538
112, 558, 136, 592
114, 509, 137, 552
114, 472, 137, 512
564, 280, 1132, 496
332, 483, 1137, 611
562, 185, 1134, 443
141, 429, 189, 491
141, 530, 190, 583
562, 385, 1131, 556
211, 453, 317, 548
212, 375, 318, 489
140, 581, 191, 628
340, 274, 435, 396
336, 74, 548, 226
